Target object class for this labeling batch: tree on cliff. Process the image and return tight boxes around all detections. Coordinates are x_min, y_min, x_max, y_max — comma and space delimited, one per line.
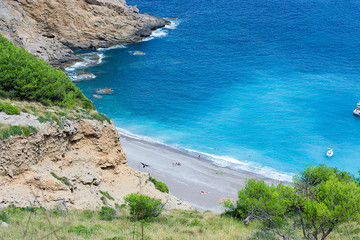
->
0, 34, 93, 109
224, 165, 360, 240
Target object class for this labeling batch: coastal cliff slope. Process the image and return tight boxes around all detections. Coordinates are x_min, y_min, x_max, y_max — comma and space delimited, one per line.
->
0, 114, 191, 210
0, 0, 167, 65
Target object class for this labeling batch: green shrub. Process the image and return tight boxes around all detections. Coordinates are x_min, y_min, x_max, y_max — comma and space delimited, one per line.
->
0, 125, 37, 140
124, 193, 164, 221
8, 125, 23, 136
99, 190, 114, 201
50, 172, 72, 188
0, 210, 9, 222
99, 206, 116, 221
68, 225, 95, 238
0, 103, 5, 111
149, 174, 169, 193
3, 104, 20, 115
0, 34, 93, 109
91, 112, 111, 124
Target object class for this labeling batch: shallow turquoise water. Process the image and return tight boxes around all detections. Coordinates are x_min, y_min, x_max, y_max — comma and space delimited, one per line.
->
68, 0, 360, 180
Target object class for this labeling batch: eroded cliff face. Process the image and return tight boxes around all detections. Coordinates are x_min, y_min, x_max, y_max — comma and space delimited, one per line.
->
0, 0, 167, 64
0, 119, 191, 210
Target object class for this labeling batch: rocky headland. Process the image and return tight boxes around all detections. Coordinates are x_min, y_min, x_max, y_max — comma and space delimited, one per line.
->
0, 114, 191, 210
0, 0, 168, 65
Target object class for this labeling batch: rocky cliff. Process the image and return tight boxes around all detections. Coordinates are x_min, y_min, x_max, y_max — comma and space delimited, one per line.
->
0, 117, 191, 210
0, 0, 167, 65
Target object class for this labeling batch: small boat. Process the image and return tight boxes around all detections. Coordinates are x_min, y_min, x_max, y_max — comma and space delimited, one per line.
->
326, 148, 333, 158
353, 101, 360, 116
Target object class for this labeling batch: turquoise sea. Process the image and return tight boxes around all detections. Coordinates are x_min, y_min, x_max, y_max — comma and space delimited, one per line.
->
66, 0, 360, 181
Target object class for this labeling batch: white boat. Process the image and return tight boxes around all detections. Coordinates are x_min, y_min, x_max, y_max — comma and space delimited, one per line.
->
326, 148, 333, 158
353, 101, 360, 116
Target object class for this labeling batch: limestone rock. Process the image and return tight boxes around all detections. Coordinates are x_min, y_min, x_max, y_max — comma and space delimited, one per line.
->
0, 119, 192, 210
0, 0, 168, 65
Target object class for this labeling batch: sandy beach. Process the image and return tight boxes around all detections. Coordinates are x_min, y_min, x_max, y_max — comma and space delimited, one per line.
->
121, 136, 283, 213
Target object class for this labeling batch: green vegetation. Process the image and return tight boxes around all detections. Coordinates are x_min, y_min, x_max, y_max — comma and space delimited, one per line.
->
99, 207, 117, 221
124, 193, 164, 222
223, 165, 360, 240
0, 102, 20, 115
0, 34, 93, 109
92, 112, 111, 124
68, 224, 97, 238
0, 206, 253, 240
148, 174, 169, 193
0, 98, 111, 125
50, 172, 72, 188
100, 191, 115, 205
0, 123, 37, 140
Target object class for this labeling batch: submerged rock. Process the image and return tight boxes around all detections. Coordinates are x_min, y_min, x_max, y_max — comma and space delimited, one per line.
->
75, 72, 96, 81
133, 51, 146, 56
92, 94, 103, 99
95, 88, 114, 95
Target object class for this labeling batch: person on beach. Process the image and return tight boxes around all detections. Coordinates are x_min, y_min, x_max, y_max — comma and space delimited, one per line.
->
198, 155, 200, 159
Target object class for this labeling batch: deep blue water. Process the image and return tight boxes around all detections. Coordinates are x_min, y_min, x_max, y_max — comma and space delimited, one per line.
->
68, 0, 360, 181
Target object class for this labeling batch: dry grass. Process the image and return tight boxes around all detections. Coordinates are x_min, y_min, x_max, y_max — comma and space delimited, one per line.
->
0, 207, 256, 240
0, 98, 111, 124
0, 205, 359, 239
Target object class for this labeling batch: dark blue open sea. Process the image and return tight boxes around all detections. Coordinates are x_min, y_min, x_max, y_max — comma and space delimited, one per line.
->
67, 0, 360, 181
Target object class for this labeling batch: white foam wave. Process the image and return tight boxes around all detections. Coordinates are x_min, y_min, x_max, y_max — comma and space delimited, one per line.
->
164, 20, 180, 30
151, 28, 168, 38
116, 127, 293, 182
141, 36, 154, 42
141, 19, 179, 42
97, 44, 127, 51
185, 148, 293, 182
65, 61, 87, 72
116, 127, 166, 145
97, 53, 105, 64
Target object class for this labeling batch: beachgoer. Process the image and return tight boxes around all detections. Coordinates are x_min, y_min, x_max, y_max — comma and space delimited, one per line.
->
198, 155, 200, 159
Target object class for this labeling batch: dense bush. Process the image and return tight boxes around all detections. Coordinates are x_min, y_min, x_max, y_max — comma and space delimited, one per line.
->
98, 206, 116, 221
0, 103, 20, 115
149, 174, 169, 193
0, 124, 37, 140
224, 165, 360, 240
0, 34, 94, 109
124, 193, 164, 221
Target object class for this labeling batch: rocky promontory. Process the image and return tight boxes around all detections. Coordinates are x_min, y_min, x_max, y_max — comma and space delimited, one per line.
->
0, 0, 167, 65
0, 115, 191, 210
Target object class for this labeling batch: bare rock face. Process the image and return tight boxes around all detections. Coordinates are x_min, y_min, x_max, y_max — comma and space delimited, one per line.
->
0, 0, 167, 65
0, 119, 192, 210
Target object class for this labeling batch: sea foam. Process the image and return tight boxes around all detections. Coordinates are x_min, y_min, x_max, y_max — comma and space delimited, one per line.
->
97, 45, 127, 51
116, 126, 293, 182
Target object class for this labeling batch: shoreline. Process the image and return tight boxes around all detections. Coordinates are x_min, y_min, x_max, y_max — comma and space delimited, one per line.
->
120, 135, 288, 212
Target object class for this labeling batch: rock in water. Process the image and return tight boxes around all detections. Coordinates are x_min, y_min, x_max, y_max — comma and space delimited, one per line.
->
1, 222, 8, 228
95, 88, 114, 95
133, 51, 146, 56
0, 0, 167, 65
76, 72, 96, 81
93, 94, 103, 99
